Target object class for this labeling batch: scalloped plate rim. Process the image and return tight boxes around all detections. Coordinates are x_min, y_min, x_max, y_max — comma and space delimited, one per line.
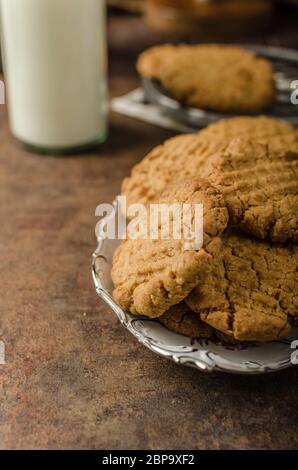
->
91, 217, 295, 375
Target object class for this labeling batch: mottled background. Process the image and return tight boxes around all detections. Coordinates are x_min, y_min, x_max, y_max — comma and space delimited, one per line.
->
0, 9, 298, 449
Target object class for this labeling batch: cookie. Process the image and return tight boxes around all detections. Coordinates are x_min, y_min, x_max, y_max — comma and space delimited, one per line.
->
123, 134, 298, 242
137, 44, 276, 113
112, 178, 228, 318
122, 117, 298, 210
122, 132, 229, 208
200, 138, 298, 243
159, 303, 240, 344
186, 232, 298, 342
159, 303, 213, 338
199, 116, 298, 153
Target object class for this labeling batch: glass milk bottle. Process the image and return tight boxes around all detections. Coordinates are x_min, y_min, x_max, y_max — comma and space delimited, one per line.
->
0, 0, 107, 153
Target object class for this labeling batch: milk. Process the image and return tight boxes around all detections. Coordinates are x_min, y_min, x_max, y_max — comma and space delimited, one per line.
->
0, 0, 107, 151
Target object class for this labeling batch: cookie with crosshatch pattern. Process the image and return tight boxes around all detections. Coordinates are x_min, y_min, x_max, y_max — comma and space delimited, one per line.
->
123, 126, 298, 242
122, 117, 298, 206
186, 232, 298, 342
112, 178, 228, 318
200, 137, 298, 243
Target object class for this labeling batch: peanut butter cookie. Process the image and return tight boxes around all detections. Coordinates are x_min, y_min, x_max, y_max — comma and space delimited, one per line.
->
186, 232, 298, 342
199, 116, 298, 153
159, 303, 213, 338
159, 303, 239, 344
137, 44, 276, 113
201, 138, 298, 243
122, 132, 230, 207
122, 117, 298, 212
112, 178, 228, 318
123, 136, 298, 242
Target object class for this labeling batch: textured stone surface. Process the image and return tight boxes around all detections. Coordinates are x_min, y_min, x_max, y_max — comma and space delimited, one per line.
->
0, 13, 298, 450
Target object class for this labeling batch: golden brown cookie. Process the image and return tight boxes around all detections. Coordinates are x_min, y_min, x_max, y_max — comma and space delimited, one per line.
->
122, 117, 298, 211
199, 116, 298, 153
123, 133, 298, 242
159, 303, 240, 344
112, 178, 228, 318
186, 232, 298, 342
122, 132, 230, 208
159, 303, 213, 338
200, 138, 298, 243
137, 44, 276, 113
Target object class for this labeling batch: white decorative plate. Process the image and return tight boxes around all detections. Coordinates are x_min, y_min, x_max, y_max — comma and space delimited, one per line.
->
92, 201, 297, 375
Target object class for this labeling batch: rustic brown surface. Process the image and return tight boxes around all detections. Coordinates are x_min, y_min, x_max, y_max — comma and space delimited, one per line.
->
0, 12, 298, 450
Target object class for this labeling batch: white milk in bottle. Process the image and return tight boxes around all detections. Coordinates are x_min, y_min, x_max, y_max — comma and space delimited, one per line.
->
0, 0, 107, 153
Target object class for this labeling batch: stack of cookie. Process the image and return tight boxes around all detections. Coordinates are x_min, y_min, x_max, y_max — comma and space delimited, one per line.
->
111, 115, 298, 343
